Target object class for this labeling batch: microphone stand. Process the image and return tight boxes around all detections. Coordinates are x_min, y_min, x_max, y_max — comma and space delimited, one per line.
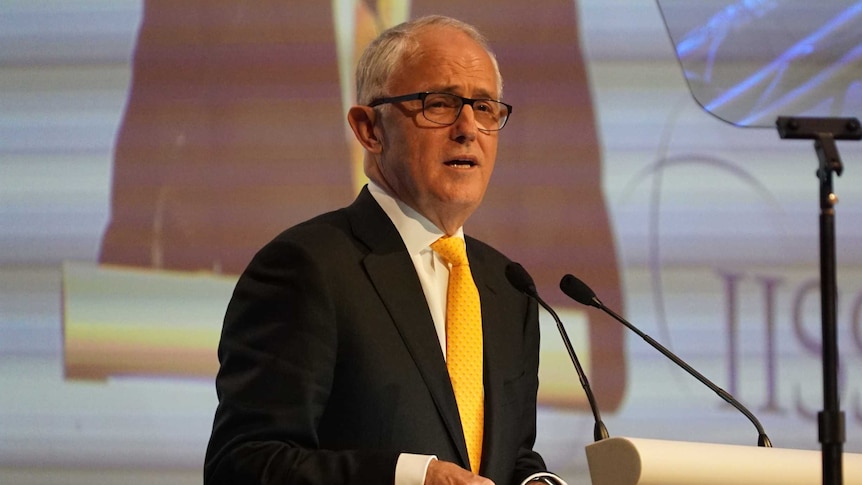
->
504, 263, 610, 442
776, 116, 862, 485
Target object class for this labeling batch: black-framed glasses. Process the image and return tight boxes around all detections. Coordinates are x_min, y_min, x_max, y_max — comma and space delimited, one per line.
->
368, 92, 513, 132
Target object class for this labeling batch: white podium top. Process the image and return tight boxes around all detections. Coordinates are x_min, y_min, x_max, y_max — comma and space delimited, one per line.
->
585, 436, 862, 485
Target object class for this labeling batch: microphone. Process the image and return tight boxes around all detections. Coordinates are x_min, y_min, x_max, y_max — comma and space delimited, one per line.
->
559, 274, 773, 447
505, 262, 609, 442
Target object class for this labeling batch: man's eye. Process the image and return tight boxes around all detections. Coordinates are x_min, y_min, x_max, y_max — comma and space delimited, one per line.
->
475, 101, 493, 113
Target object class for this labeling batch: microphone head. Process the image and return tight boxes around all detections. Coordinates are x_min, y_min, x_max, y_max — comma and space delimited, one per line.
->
505, 262, 538, 298
559, 274, 601, 308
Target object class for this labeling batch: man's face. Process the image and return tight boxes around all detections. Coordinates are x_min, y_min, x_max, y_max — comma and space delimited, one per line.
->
372, 26, 500, 232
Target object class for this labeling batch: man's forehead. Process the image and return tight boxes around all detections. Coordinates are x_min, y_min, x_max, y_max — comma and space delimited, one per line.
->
413, 25, 485, 57
390, 29, 498, 96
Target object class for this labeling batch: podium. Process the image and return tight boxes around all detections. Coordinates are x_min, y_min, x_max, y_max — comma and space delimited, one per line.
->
586, 437, 862, 485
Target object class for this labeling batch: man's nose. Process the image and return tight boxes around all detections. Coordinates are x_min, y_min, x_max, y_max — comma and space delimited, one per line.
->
451, 104, 478, 141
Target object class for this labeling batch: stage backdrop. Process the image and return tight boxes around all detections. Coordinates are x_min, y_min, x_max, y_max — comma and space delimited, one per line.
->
1, 1, 860, 484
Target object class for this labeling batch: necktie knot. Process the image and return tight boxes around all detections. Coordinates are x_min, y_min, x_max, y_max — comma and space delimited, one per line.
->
431, 236, 469, 266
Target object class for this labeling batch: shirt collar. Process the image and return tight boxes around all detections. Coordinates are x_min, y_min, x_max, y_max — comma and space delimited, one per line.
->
367, 181, 465, 256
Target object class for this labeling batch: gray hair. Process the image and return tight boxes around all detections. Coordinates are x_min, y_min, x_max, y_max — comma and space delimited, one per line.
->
354, 15, 503, 105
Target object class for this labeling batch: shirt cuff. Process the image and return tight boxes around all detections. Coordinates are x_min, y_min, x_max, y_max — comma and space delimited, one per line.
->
395, 453, 436, 485
522, 472, 569, 485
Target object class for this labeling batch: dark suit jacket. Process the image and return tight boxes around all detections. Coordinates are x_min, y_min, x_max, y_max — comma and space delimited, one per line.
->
204, 187, 548, 484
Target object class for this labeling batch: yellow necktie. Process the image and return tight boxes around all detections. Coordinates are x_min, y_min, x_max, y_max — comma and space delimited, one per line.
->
431, 236, 484, 473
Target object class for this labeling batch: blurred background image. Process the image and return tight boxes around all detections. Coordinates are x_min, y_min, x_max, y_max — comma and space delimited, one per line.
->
1, 1, 861, 484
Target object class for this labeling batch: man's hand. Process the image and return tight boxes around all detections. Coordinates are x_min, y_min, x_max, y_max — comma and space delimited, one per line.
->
424, 460, 495, 485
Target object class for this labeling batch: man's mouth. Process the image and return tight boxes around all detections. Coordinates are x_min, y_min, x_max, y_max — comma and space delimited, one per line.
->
445, 158, 477, 168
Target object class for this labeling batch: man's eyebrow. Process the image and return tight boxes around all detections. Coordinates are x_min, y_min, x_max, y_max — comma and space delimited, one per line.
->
431, 85, 498, 100
471, 89, 497, 100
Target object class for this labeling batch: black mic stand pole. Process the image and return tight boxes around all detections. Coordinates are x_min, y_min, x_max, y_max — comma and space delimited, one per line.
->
776, 116, 862, 485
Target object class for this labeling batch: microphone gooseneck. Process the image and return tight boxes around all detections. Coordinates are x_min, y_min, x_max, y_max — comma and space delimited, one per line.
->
505, 263, 609, 442
559, 274, 772, 447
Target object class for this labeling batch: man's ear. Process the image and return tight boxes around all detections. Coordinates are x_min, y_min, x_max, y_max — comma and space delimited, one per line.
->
347, 106, 383, 153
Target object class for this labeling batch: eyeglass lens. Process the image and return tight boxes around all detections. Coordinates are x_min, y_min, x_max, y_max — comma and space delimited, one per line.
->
422, 93, 508, 131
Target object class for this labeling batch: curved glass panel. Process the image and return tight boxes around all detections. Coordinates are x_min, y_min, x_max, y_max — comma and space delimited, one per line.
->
656, 0, 862, 127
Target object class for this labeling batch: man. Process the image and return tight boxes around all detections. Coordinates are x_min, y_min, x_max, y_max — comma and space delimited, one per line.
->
205, 16, 566, 485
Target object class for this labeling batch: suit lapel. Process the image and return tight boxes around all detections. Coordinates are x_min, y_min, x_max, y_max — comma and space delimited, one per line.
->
346, 188, 470, 467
